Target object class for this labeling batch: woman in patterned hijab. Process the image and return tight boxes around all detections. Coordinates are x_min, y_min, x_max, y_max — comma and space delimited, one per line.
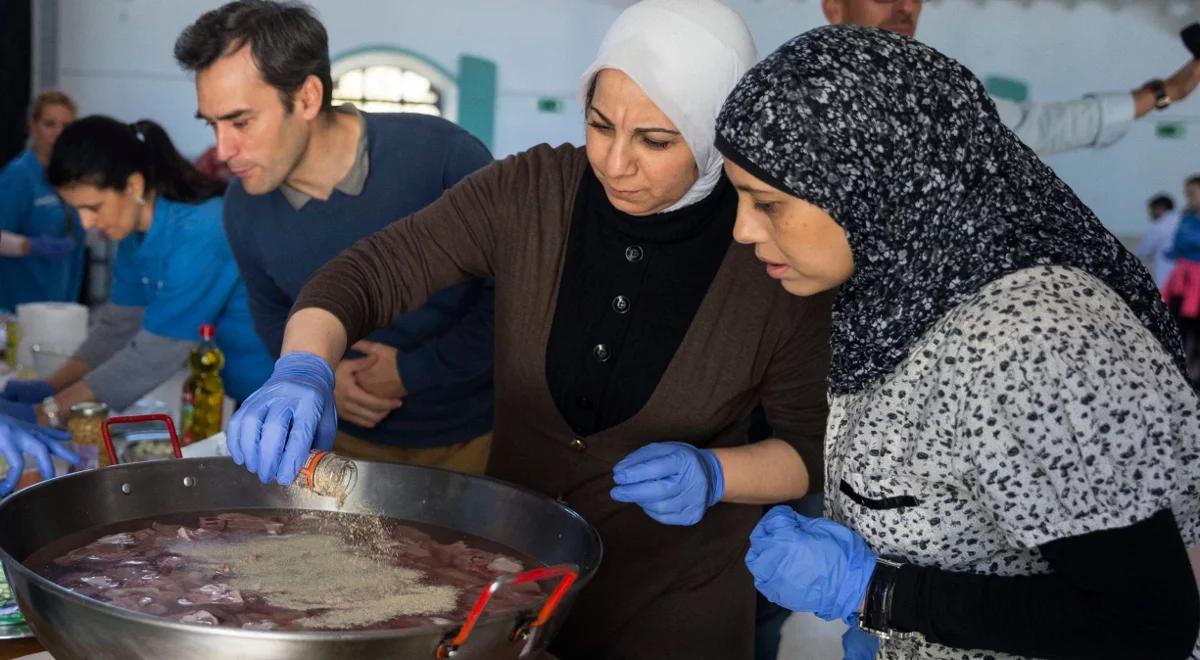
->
717, 26, 1200, 659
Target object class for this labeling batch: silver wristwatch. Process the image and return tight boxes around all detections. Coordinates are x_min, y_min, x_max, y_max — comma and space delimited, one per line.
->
1145, 79, 1172, 111
40, 395, 63, 429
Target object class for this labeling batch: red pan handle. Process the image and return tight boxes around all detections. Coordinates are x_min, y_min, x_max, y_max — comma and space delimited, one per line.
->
101, 414, 182, 466
436, 563, 578, 659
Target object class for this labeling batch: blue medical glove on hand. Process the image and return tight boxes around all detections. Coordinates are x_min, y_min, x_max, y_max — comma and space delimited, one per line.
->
0, 399, 37, 425
226, 352, 337, 486
746, 506, 877, 624
0, 413, 80, 496
609, 441, 724, 526
842, 622, 880, 660
2, 380, 55, 404
27, 235, 76, 258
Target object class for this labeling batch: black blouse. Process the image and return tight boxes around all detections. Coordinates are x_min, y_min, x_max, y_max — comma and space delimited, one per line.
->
545, 168, 737, 436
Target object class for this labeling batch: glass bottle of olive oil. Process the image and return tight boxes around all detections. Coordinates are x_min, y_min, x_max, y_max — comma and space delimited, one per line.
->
180, 324, 224, 445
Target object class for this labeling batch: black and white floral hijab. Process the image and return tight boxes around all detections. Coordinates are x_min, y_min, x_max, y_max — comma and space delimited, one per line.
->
715, 25, 1185, 395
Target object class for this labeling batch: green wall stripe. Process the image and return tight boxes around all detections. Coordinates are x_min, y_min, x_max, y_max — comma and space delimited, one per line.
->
458, 55, 497, 150
984, 75, 1029, 103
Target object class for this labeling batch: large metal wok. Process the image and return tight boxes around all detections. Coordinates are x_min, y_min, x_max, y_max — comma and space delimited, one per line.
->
0, 415, 602, 659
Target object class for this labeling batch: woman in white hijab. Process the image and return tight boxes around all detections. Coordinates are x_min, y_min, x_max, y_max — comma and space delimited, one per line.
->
223, 2, 834, 657
577, 0, 747, 211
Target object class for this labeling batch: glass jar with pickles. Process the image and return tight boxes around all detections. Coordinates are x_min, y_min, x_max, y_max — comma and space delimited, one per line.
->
67, 402, 110, 469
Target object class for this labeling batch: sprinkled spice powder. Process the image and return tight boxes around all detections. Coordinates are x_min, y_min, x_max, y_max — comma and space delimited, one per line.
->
29, 511, 546, 631
170, 533, 458, 628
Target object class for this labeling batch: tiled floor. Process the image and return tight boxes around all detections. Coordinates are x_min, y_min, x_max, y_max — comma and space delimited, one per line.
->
778, 612, 848, 660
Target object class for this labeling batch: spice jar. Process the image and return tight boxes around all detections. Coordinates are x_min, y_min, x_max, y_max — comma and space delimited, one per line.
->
293, 450, 358, 507
68, 402, 110, 469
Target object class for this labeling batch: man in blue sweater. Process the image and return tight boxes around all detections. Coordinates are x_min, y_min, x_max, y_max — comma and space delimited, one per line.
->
173, 0, 495, 472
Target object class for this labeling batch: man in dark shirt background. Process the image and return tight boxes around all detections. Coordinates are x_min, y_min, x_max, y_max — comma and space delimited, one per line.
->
175, 0, 495, 472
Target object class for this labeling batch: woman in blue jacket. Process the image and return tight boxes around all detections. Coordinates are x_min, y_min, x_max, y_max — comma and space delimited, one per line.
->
0, 90, 84, 311
0, 116, 272, 425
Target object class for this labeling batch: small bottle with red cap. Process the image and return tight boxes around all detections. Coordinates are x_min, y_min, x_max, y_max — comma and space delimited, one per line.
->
180, 324, 224, 445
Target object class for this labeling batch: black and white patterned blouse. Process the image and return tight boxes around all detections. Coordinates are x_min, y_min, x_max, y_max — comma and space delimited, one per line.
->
824, 266, 1200, 660
713, 26, 1197, 657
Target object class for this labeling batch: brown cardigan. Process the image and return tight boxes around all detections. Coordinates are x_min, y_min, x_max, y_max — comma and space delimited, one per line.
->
296, 144, 832, 660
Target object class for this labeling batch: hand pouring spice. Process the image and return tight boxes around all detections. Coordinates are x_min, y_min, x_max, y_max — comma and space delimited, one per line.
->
292, 450, 358, 507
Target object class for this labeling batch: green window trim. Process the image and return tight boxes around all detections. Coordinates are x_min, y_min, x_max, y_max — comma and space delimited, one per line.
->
331, 45, 497, 150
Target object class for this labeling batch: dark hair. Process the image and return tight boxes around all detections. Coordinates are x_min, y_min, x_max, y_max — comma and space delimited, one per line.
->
1187, 175, 1200, 189
1149, 194, 1175, 212
47, 115, 226, 203
174, 0, 332, 114
585, 76, 598, 109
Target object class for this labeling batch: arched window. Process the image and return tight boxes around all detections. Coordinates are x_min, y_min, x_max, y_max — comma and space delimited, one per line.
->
331, 48, 459, 122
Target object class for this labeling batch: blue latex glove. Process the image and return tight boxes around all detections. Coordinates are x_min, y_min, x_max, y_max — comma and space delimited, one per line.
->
0, 413, 80, 495
842, 622, 880, 660
0, 399, 37, 425
27, 235, 76, 258
609, 441, 725, 526
227, 352, 337, 486
1, 379, 55, 404
746, 505, 877, 624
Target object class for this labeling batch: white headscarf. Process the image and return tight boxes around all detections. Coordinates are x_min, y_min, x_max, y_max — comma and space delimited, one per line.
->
578, 0, 758, 213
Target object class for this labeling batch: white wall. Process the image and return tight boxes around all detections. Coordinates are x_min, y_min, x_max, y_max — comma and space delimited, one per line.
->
51, 0, 1200, 239
54, 0, 614, 162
